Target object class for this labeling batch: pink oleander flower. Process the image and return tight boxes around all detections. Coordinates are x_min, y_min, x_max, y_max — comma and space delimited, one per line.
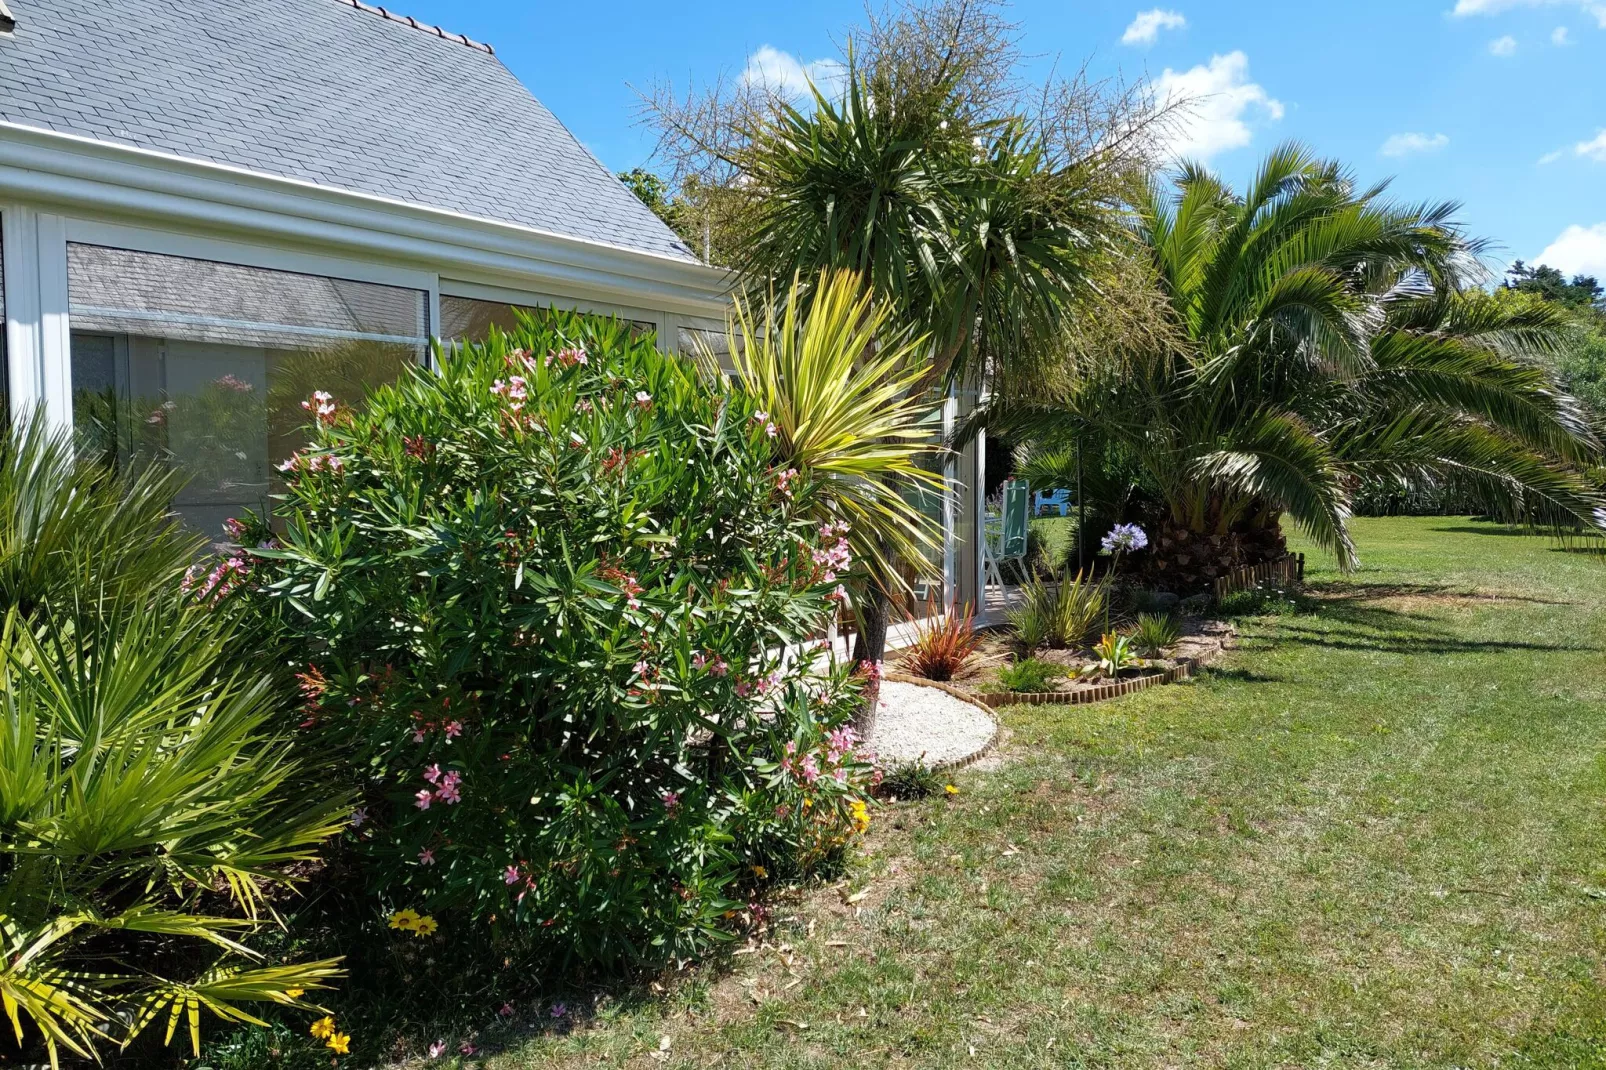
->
300, 390, 337, 424
435, 770, 462, 804
735, 680, 752, 698
634, 390, 652, 409
222, 516, 247, 541
428, 1040, 447, 1059
800, 753, 820, 784
504, 864, 521, 885
710, 656, 729, 677
418, 847, 435, 866
460, 1043, 477, 1056
444, 720, 463, 740
423, 763, 443, 785
691, 652, 707, 670
415, 789, 433, 810
576, 397, 593, 414
661, 790, 680, 814
499, 1002, 514, 1017
766, 422, 779, 437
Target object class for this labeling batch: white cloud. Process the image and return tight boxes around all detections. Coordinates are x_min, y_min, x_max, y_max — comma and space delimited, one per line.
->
1552, 24, 1571, 41
1381, 132, 1450, 157
1488, 34, 1519, 53
740, 46, 846, 99
1576, 129, 1606, 161
1149, 51, 1284, 162
1122, 8, 1187, 46
1540, 129, 1606, 164
1451, 0, 1606, 25
1535, 223, 1606, 276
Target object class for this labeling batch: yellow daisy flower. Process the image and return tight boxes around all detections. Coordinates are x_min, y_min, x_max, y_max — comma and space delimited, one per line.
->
944, 784, 960, 796
327, 1031, 351, 1055
310, 1016, 336, 1040
284, 987, 305, 999
388, 908, 421, 931
412, 915, 439, 937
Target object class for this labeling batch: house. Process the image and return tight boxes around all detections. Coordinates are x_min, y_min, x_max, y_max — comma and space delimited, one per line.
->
0, 0, 987, 608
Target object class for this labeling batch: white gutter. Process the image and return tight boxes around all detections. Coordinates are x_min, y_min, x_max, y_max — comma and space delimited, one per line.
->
0, 121, 733, 318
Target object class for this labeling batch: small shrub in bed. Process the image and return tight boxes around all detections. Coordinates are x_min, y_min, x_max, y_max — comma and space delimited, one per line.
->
1130, 612, 1182, 656
900, 602, 980, 681
236, 312, 874, 975
1008, 568, 1106, 651
877, 758, 945, 800
996, 657, 1063, 693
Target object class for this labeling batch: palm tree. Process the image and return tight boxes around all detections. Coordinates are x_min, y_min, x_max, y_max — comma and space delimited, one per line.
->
711, 271, 944, 731
699, 41, 1131, 674
972, 145, 1604, 588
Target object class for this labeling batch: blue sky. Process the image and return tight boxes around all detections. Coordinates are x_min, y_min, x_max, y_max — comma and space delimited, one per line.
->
405, 0, 1606, 279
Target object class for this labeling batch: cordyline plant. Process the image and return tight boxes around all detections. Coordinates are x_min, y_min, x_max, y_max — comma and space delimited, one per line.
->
0, 417, 346, 1067
712, 271, 945, 731
236, 310, 878, 972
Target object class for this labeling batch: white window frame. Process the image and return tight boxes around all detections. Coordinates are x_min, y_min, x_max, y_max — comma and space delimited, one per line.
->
438, 277, 673, 344
5, 212, 441, 428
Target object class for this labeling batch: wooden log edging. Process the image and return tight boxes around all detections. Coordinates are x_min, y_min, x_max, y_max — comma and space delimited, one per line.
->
976, 658, 1198, 709
1211, 553, 1304, 601
882, 673, 1002, 772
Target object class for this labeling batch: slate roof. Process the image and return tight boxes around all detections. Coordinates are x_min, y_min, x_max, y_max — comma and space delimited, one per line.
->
0, 0, 699, 262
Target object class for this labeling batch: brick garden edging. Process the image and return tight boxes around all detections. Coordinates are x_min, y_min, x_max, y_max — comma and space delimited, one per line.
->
883, 673, 1002, 771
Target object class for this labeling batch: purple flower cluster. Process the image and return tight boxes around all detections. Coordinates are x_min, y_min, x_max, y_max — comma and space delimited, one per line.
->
1100, 523, 1149, 554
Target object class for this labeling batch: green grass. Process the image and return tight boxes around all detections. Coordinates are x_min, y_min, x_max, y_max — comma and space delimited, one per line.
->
479, 517, 1606, 1069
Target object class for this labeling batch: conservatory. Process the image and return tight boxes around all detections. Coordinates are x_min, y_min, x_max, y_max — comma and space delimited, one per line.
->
0, 0, 986, 607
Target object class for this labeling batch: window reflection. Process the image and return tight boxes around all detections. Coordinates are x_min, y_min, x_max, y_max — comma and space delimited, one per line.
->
67, 245, 428, 537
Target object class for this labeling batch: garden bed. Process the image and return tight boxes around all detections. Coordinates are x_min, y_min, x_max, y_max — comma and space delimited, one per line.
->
898, 618, 1234, 708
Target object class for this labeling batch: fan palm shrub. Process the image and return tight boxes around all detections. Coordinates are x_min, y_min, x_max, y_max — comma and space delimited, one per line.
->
973, 145, 1605, 588
0, 417, 346, 1066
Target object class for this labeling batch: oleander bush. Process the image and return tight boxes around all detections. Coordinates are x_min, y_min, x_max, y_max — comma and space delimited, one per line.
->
235, 311, 875, 974
0, 418, 346, 1065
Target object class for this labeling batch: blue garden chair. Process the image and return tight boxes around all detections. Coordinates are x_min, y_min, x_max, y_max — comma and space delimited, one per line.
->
1034, 488, 1071, 516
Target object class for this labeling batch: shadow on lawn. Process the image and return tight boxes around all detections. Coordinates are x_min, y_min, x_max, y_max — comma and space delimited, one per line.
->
1253, 590, 1598, 657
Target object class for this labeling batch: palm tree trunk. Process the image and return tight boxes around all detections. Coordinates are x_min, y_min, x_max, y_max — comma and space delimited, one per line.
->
850, 585, 890, 738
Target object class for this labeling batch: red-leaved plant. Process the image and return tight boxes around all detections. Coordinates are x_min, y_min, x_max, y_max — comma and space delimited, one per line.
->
899, 601, 980, 681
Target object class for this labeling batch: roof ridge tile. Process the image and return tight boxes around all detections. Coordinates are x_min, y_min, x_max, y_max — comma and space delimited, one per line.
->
334, 0, 492, 54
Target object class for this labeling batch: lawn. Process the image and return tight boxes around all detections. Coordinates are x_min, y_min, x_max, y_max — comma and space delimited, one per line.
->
482, 517, 1606, 1069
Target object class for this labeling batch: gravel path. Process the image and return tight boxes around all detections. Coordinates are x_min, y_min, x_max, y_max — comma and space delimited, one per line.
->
871, 680, 997, 768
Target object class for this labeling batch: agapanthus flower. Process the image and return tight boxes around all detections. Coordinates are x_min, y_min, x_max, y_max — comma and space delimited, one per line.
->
1100, 523, 1149, 554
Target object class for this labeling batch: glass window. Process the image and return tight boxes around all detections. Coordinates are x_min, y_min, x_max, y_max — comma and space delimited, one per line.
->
677, 326, 734, 366
67, 244, 428, 538
441, 294, 655, 345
